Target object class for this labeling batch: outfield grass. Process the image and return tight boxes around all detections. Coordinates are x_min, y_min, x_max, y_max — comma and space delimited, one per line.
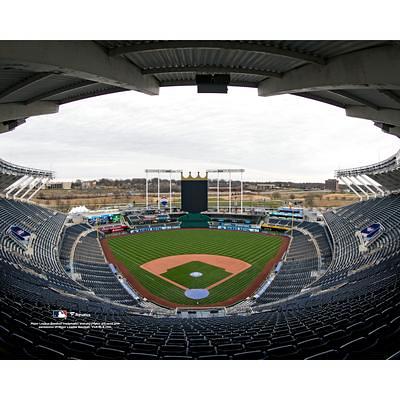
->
162, 261, 231, 289
107, 229, 283, 306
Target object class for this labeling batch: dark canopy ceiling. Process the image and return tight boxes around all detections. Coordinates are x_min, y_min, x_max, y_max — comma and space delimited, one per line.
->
0, 40, 399, 137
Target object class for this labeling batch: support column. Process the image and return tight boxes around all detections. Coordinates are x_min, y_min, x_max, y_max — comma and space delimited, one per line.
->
349, 176, 369, 200
169, 172, 172, 214
229, 171, 232, 213
28, 177, 49, 201
217, 171, 220, 213
5, 175, 29, 197
240, 170, 243, 214
356, 175, 378, 198
20, 177, 40, 199
13, 176, 35, 199
157, 171, 160, 210
339, 177, 362, 201
145, 171, 148, 209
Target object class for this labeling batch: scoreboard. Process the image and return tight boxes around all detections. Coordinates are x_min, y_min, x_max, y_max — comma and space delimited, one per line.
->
181, 173, 208, 213
87, 213, 121, 225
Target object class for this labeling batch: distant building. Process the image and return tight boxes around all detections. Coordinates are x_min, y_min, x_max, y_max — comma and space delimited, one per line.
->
245, 183, 276, 191
81, 180, 97, 190
46, 181, 72, 190
325, 179, 339, 192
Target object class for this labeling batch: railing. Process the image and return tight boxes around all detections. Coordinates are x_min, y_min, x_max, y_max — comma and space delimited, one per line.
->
0, 158, 54, 178
335, 149, 400, 177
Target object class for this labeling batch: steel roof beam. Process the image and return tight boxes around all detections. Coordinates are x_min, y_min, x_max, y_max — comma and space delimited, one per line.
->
0, 118, 26, 134
258, 44, 400, 96
24, 81, 98, 105
142, 65, 282, 78
292, 93, 346, 109
373, 121, 400, 137
0, 123, 10, 134
108, 41, 326, 65
58, 86, 128, 105
159, 80, 258, 88
0, 72, 53, 101
0, 101, 59, 123
330, 90, 380, 110
379, 89, 400, 105
0, 41, 159, 95
345, 106, 400, 127
388, 126, 400, 137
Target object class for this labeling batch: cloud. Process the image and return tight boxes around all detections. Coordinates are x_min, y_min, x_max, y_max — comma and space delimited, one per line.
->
0, 86, 398, 181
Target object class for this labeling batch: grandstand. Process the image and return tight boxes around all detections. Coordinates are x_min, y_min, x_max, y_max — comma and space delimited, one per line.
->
0, 158, 53, 200
1, 186, 400, 359
335, 149, 400, 198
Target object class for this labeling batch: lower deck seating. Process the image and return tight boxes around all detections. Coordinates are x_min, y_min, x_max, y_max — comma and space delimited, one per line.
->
73, 232, 138, 306
59, 223, 91, 267
257, 230, 319, 304
0, 250, 399, 360
1, 197, 400, 359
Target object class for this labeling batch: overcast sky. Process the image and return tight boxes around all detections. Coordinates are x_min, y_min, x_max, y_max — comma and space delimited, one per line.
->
1, 86, 399, 182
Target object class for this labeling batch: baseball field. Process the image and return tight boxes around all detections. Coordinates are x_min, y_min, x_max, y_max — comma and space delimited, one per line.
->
101, 229, 288, 308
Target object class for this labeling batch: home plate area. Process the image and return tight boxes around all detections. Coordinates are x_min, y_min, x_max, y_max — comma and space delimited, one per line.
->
184, 288, 209, 300
140, 254, 251, 298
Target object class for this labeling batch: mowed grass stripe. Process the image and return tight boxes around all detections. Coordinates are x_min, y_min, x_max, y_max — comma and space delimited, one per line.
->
110, 232, 280, 265
107, 229, 283, 305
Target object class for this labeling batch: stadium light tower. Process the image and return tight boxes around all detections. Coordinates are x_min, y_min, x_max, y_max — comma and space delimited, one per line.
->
145, 169, 182, 212
207, 169, 245, 214
229, 171, 232, 212
217, 170, 220, 212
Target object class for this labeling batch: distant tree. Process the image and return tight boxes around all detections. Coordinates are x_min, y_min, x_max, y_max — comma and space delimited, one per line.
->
289, 193, 296, 200
271, 192, 281, 200
72, 179, 82, 189
304, 194, 315, 207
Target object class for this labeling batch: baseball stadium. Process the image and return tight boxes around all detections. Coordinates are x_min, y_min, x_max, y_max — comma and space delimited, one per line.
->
1, 40, 400, 361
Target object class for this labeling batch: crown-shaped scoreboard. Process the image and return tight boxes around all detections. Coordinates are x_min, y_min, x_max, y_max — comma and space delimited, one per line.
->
181, 172, 209, 213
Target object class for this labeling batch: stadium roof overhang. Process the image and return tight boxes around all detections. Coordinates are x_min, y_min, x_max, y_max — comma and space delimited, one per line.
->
1, 40, 400, 138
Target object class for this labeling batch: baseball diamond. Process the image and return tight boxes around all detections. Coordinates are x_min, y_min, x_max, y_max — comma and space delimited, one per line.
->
101, 229, 288, 307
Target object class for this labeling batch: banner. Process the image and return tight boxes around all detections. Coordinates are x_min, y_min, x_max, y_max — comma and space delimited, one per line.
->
8, 225, 31, 243
360, 223, 382, 242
